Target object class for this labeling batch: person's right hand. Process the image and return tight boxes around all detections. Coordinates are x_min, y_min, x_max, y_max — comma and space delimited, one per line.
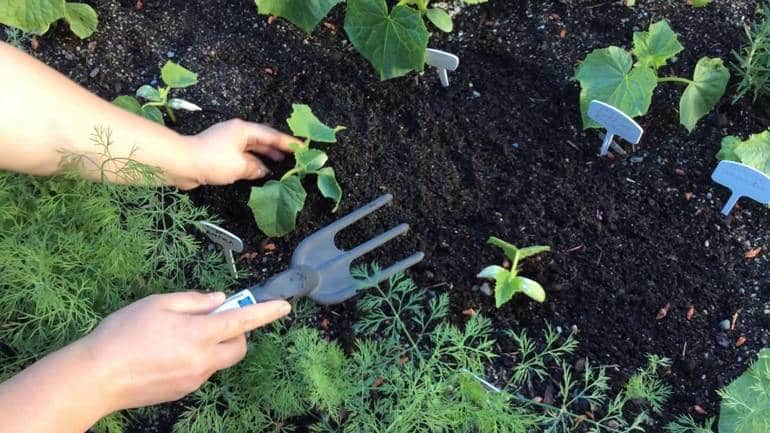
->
80, 292, 291, 411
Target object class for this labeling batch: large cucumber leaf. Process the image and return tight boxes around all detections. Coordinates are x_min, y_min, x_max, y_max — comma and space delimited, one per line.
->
716, 131, 770, 175
248, 176, 307, 237
679, 57, 729, 132
575, 46, 657, 129
64, 2, 97, 39
632, 20, 683, 69
0, 0, 66, 34
344, 0, 429, 80
256, 0, 342, 33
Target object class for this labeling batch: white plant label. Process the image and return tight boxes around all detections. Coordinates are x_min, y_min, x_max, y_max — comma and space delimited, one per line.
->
587, 100, 643, 156
711, 160, 770, 216
197, 221, 244, 278
211, 289, 256, 314
426, 48, 460, 88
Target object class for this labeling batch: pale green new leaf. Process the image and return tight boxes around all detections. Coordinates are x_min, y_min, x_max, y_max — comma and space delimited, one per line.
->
248, 176, 307, 237
295, 147, 328, 172
112, 95, 142, 115
575, 46, 657, 129
679, 57, 729, 132
632, 20, 683, 69
477, 265, 505, 280
487, 236, 519, 262
136, 85, 162, 102
161, 61, 198, 89
344, 0, 430, 80
718, 348, 770, 433
141, 106, 164, 125
716, 131, 770, 175
426, 8, 452, 32
494, 269, 516, 308
287, 104, 344, 143
256, 0, 342, 33
513, 276, 546, 303
316, 167, 342, 211
518, 245, 551, 260
691, 0, 712, 7
64, 2, 97, 39
0, 0, 65, 35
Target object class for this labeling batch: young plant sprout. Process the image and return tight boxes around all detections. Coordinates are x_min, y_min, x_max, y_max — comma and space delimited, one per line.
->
477, 236, 550, 308
248, 104, 345, 237
112, 61, 201, 125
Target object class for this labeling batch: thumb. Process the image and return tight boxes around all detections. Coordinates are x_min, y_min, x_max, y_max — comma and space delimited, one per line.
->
160, 291, 226, 314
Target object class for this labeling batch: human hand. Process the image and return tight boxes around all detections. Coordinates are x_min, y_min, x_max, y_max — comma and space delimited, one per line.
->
181, 119, 299, 189
81, 291, 291, 411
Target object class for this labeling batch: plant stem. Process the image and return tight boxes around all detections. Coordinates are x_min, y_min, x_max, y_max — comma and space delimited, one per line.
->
658, 76, 693, 85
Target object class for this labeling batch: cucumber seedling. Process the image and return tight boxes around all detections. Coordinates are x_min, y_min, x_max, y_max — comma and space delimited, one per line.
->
112, 61, 201, 126
575, 20, 729, 132
248, 104, 345, 237
477, 237, 550, 308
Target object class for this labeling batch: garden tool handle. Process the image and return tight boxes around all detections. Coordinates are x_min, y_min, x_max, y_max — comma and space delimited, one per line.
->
211, 268, 310, 314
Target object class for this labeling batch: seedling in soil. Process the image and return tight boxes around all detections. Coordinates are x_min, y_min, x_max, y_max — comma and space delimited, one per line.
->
575, 20, 729, 133
711, 161, 770, 216
426, 48, 460, 87
195, 221, 244, 278
248, 104, 345, 237
477, 236, 550, 308
216, 194, 424, 312
112, 61, 201, 126
587, 100, 644, 157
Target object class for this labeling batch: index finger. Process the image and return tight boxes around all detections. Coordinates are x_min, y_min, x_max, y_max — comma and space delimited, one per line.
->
198, 300, 291, 343
243, 122, 299, 154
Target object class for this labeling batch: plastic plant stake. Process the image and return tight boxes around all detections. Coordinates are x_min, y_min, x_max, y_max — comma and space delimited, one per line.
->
212, 194, 424, 313
426, 48, 460, 88
196, 221, 244, 278
587, 100, 643, 157
711, 160, 770, 216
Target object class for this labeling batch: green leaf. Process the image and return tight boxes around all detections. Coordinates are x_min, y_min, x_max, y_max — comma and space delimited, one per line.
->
296, 147, 328, 172
513, 276, 546, 303
0, 0, 66, 35
248, 176, 307, 237
518, 245, 551, 260
690, 0, 711, 7
112, 95, 142, 115
476, 265, 506, 280
64, 2, 97, 39
160, 61, 198, 89
426, 8, 452, 32
140, 106, 164, 125
316, 167, 342, 211
718, 348, 770, 433
632, 20, 683, 69
344, 0, 430, 80
255, 0, 343, 33
287, 104, 344, 143
679, 57, 729, 132
136, 85, 161, 102
575, 46, 658, 129
493, 269, 516, 308
486, 236, 519, 262
716, 131, 770, 175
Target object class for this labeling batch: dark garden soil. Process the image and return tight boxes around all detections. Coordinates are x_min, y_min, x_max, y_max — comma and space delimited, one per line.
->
29, 0, 770, 431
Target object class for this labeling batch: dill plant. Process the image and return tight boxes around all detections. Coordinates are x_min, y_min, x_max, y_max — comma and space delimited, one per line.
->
0, 129, 234, 382
733, 3, 770, 102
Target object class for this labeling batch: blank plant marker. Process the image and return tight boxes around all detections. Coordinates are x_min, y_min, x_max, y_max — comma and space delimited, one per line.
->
711, 160, 770, 216
426, 48, 460, 88
196, 221, 244, 278
587, 100, 643, 157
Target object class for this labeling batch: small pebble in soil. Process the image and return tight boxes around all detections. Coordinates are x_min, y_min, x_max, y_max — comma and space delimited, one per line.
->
479, 282, 492, 297
89, 68, 99, 78
719, 319, 731, 330
150, 79, 158, 86
512, 142, 520, 149
472, 91, 481, 98
717, 332, 731, 348
629, 156, 644, 164
166, 51, 175, 58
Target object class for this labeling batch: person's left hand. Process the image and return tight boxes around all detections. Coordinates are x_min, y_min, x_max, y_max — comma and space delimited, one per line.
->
181, 119, 299, 189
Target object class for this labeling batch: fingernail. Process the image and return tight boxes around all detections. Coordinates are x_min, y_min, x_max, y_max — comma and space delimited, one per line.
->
278, 301, 291, 315
209, 292, 226, 303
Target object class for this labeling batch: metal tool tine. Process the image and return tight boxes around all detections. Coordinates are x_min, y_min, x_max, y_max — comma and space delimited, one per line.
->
369, 252, 425, 285
322, 193, 393, 237
340, 223, 409, 263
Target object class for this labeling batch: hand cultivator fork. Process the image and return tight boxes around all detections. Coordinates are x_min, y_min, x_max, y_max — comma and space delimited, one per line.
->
213, 194, 424, 313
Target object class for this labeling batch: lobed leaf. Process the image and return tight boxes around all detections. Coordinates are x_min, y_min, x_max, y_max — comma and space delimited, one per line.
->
256, 0, 343, 33
248, 176, 307, 237
64, 2, 97, 39
344, 0, 429, 80
287, 104, 344, 143
316, 167, 342, 211
161, 61, 198, 89
679, 57, 729, 132
632, 20, 683, 69
575, 46, 657, 129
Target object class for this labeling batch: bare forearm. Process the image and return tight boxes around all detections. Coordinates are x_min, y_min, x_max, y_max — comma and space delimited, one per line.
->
0, 42, 200, 188
0, 340, 113, 433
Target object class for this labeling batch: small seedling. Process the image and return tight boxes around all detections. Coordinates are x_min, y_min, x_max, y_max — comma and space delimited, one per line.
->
711, 160, 770, 215
588, 100, 644, 156
426, 48, 460, 87
477, 236, 550, 308
112, 61, 201, 125
575, 20, 729, 133
248, 104, 345, 237
195, 221, 244, 278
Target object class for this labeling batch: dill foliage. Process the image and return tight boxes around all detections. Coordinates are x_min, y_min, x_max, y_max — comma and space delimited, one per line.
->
733, 3, 770, 102
0, 129, 233, 381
